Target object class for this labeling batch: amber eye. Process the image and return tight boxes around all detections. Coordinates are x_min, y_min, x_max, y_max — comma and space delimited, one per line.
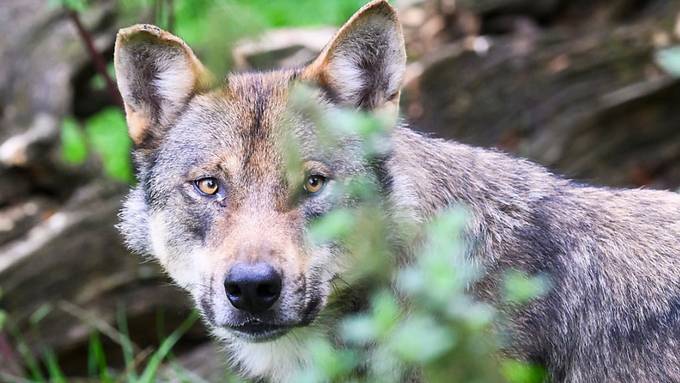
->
304, 175, 326, 194
195, 177, 219, 195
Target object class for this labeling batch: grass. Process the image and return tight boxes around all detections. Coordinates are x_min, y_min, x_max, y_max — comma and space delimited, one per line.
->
1, 304, 208, 383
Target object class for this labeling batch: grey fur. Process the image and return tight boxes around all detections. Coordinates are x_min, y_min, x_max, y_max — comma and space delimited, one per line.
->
114, 1, 680, 381
387, 128, 680, 381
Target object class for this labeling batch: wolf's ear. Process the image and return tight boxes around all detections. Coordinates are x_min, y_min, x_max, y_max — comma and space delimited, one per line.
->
303, 0, 406, 111
114, 24, 212, 147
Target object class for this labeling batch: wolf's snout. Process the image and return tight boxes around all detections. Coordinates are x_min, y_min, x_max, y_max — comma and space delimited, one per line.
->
224, 262, 282, 313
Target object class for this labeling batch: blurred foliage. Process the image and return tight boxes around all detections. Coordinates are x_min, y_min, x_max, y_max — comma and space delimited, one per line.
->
284, 86, 548, 383
89, 62, 116, 91
0, 289, 6, 332
60, 118, 88, 164
85, 108, 133, 183
49, 0, 88, 12
61, 108, 133, 183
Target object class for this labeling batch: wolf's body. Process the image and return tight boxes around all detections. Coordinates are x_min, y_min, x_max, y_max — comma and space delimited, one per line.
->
389, 128, 680, 382
114, 1, 680, 382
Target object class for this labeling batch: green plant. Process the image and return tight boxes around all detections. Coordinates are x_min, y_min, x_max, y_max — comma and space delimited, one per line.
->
2, 303, 202, 382
282, 86, 548, 383
60, 108, 133, 183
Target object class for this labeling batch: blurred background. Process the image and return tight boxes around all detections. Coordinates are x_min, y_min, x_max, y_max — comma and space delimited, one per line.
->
1, 0, 679, 381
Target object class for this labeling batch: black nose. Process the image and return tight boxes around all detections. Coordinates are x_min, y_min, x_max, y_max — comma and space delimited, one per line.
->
224, 262, 282, 313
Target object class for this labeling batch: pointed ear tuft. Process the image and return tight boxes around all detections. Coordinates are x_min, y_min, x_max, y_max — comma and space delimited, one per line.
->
303, 0, 406, 111
114, 24, 212, 147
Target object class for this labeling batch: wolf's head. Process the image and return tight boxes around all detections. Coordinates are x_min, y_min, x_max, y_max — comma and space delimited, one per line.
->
114, 0, 405, 345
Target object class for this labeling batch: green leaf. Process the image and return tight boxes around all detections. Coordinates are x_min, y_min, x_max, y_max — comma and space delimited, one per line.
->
0, 311, 6, 331
345, 176, 379, 201
30, 303, 53, 325
308, 208, 354, 244
503, 271, 550, 304
90, 74, 106, 90
61, 117, 88, 164
88, 331, 113, 382
656, 46, 680, 77
371, 291, 400, 337
501, 359, 547, 383
232, 0, 367, 27
424, 208, 467, 255
446, 297, 496, 329
16, 338, 45, 381
341, 314, 376, 345
85, 108, 133, 183
50, 0, 88, 12
399, 208, 471, 303
44, 349, 67, 383
174, 0, 264, 75
304, 338, 357, 381
388, 315, 456, 364
116, 306, 138, 382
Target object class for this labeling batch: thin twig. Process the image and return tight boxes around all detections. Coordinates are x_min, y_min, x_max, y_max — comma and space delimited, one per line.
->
67, 9, 124, 108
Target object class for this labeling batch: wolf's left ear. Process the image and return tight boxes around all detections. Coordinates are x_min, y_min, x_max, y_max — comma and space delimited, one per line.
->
114, 24, 212, 147
303, 0, 406, 111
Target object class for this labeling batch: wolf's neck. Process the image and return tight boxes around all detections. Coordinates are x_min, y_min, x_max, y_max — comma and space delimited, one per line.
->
385, 127, 564, 235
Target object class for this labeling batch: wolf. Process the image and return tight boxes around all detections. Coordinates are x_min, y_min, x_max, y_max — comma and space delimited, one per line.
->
113, 0, 680, 381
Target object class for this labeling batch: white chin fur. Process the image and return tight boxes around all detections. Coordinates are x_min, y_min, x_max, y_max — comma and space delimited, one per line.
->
212, 326, 321, 383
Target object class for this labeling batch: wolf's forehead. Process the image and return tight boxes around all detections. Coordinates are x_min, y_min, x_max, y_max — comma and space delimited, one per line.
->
226, 71, 298, 105
164, 70, 317, 172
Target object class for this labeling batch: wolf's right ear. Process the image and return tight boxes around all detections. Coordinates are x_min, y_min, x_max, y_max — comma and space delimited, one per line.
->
303, 0, 406, 112
114, 24, 212, 148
